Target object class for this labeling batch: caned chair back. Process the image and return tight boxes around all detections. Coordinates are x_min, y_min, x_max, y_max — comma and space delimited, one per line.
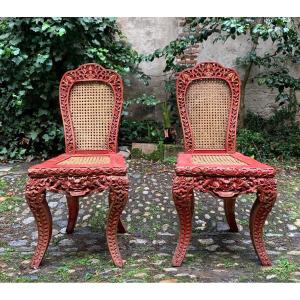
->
59, 64, 123, 153
176, 62, 241, 153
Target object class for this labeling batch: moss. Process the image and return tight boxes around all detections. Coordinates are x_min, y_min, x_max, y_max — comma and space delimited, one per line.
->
131, 142, 165, 162
0, 195, 23, 213
56, 265, 71, 281
131, 148, 144, 159
0, 272, 10, 282
0, 178, 8, 190
163, 156, 177, 164
263, 258, 297, 281
89, 205, 107, 232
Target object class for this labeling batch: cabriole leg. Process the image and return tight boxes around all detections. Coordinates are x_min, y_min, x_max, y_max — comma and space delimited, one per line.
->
223, 197, 239, 232
106, 177, 129, 267
66, 194, 79, 234
109, 190, 126, 234
250, 178, 277, 266
172, 176, 194, 267
25, 179, 52, 269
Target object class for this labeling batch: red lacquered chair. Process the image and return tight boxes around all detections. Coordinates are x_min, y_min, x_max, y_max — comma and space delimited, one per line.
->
25, 63, 128, 268
172, 62, 277, 267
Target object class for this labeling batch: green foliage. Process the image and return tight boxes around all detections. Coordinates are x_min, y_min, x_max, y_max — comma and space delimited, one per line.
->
263, 258, 297, 281
237, 129, 270, 160
161, 101, 171, 129
164, 156, 177, 164
131, 141, 165, 162
123, 94, 160, 116
130, 148, 144, 159
0, 17, 147, 160
144, 17, 300, 132
237, 110, 300, 160
121, 94, 163, 144
0, 196, 23, 213
119, 119, 163, 145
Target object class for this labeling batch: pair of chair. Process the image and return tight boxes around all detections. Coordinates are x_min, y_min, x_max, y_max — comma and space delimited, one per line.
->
25, 62, 277, 269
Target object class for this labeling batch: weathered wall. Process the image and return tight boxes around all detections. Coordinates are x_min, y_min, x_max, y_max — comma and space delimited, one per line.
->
196, 34, 280, 117
118, 17, 299, 119
118, 17, 179, 100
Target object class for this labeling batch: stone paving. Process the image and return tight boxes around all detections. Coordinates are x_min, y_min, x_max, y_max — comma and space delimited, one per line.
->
0, 159, 300, 282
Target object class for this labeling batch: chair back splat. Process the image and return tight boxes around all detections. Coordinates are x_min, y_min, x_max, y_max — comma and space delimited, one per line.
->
176, 62, 241, 153
59, 63, 124, 153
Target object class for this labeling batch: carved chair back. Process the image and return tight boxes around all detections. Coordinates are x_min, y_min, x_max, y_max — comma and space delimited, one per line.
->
176, 62, 241, 153
59, 63, 123, 153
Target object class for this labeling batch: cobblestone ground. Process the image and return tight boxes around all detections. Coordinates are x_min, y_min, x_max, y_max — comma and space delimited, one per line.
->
0, 159, 300, 282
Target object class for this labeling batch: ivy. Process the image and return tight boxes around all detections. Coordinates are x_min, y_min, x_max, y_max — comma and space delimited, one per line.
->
0, 17, 149, 160
143, 17, 300, 127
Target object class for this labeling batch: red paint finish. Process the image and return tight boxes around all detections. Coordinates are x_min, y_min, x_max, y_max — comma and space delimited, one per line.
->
25, 64, 128, 269
172, 62, 277, 267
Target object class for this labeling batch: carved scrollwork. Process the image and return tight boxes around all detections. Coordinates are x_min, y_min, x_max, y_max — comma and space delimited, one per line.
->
175, 165, 275, 178
176, 62, 240, 152
172, 175, 277, 266
26, 174, 129, 268
28, 166, 127, 178
59, 63, 124, 153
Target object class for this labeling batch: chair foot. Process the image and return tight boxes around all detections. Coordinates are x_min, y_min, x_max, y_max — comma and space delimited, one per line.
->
106, 177, 129, 267
223, 197, 239, 232
66, 195, 79, 234
26, 180, 52, 269
172, 176, 194, 267
250, 178, 277, 266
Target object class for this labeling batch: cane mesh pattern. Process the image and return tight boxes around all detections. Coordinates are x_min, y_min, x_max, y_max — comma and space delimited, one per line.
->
70, 82, 115, 150
58, 156, 111, 165
192, 155, 246, 165
186, 79, 231, 149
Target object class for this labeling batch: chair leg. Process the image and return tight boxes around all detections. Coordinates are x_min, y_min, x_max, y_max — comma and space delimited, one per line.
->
66, 194, 79, 234
250, 178, 277, 266
223, 197, 239, 232
172, 176, 194, 267
109, 190, 127, 234
106, 177, 129, 267
25, 181, 52, 269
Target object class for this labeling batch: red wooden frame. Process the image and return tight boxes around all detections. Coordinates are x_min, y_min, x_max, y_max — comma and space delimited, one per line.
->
176, 62, 241, 153
25, 64, 128, 269
60, 63, 124, 153
172, 62, 277, 267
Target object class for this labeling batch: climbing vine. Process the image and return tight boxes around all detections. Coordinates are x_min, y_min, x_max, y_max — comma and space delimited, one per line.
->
0, 17, 148, 160
143, 17, 300, 127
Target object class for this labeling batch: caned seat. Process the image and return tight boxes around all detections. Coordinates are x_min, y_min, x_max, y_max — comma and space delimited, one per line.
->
25, 64, 128, 269
172, 62, 277, 268
175, 152, 275, 177
28, 153, 127, 177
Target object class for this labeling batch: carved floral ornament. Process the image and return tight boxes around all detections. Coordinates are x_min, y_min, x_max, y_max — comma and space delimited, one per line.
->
176, 62, 241, 152
25, 64, 128, 269
172, 62, 277, 267
59, 63, 124, 153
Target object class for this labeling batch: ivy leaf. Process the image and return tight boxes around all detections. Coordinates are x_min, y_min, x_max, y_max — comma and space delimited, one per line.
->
29, 131, 38, 140
58, 28, 66, 36
12, 48, 20, 55
42, 134, 50, 142
42, 22, 50, 31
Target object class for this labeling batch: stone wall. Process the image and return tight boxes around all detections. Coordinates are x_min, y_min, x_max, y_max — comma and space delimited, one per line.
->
118, 17, 299, 120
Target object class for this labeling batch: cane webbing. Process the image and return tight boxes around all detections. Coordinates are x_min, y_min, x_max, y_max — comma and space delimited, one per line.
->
186, 79, 231, 149
70, 82, 115, 150
192, 155, 245, 165
57, 156, 111, 165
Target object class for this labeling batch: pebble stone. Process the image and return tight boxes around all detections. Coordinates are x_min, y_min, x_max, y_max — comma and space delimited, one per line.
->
9, 240, 27, 247
198, 238, 214, 246
1, 159, 300, 283
287, 224, 297, 231
22, 217, 34, 225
